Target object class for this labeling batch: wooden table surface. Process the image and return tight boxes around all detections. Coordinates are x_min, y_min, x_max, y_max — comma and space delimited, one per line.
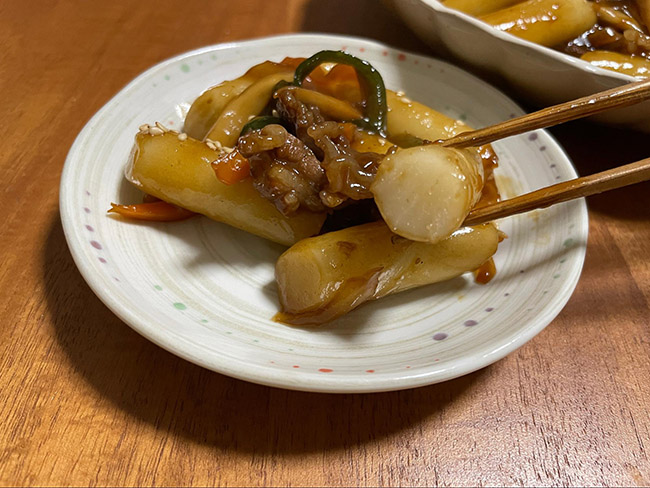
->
2, 1, 649, 486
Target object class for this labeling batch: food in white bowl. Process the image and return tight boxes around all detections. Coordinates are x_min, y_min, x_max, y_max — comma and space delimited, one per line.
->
443, 0, 650, 78
111, 51, 505, 325
392, 0, 650, 131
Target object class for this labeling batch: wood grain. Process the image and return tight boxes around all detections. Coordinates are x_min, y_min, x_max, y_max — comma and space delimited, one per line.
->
1, 1, 649, 486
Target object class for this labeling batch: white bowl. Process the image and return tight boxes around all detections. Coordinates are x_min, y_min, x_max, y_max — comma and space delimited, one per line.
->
392, 0, 650, 132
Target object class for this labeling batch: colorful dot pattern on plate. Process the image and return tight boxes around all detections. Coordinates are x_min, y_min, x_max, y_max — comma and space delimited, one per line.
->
60, 34, 587, 393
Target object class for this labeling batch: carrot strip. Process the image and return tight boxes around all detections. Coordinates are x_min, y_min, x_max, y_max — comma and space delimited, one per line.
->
280, 56, 363, 104
303, 64, 363, 104
212, 150, 251, 185
108, 201, 196, 221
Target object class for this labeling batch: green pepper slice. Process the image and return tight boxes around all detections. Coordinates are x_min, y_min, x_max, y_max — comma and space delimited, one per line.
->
293, 50, 387, 136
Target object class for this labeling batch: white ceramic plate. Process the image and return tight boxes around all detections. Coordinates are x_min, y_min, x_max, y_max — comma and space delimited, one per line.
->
60, 34, 587, 393
392, 0, 650, 132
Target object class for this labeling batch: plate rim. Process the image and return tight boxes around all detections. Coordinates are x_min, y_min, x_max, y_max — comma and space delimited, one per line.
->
59, 33, 588, 393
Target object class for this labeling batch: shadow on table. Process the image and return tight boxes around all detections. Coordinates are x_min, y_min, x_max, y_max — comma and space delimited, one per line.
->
44, 215, 486, 455
548, 121, 650, 222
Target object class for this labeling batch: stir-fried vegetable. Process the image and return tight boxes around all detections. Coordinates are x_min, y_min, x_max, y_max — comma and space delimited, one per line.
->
212, 149, 251, 185
108, 201, 196, 221
205, 72, 294, 147
444, 0, 650, 78
278, 86, 363, 121
293, 50, 388, 135
112, 52, 505, 325
184, 60, 295, 140
480, 0, 598, 48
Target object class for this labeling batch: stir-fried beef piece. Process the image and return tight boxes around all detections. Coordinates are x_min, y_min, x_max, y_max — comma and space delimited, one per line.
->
238, 124, 326, 214
275, 88, 325, 153
238, 93, 386, 216
308, 121, 383, 207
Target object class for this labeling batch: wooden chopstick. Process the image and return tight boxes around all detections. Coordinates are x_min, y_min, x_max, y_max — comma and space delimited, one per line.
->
439, 78, 650, 149
463, 157, 650, 227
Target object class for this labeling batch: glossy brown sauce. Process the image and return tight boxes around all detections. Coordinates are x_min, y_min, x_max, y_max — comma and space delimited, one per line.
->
474, 144, 501, 209
474, 257, 497, 285
472, 144, 502, 285
564, 0, 650, 60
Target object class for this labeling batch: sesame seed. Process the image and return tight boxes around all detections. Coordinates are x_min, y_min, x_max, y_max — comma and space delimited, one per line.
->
155, 121, 169, 132
177, 132, 188, 141
149, 127, 164, 136
138, 123, 150, 132
205, 141, 217, 151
